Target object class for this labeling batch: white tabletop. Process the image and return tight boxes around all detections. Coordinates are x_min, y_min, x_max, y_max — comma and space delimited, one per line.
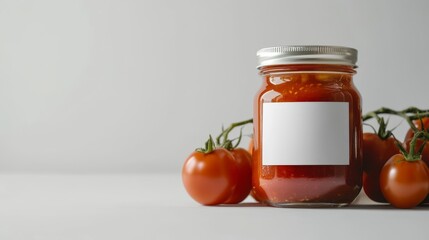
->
0, 173, 427, 240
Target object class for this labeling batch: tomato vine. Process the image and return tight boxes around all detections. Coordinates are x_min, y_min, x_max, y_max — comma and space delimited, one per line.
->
363, 106, 429, 140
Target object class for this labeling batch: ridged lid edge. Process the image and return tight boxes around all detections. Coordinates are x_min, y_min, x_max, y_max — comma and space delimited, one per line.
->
256, 45, 358, 69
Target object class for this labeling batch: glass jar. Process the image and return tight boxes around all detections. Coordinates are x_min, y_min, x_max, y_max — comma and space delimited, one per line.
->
252, 46, 362, 207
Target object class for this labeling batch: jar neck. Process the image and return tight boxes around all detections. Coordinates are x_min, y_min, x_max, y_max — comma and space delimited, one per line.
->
259, 64, 356, 75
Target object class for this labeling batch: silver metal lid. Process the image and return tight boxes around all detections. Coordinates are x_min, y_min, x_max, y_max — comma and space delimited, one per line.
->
256, 45, 358, 69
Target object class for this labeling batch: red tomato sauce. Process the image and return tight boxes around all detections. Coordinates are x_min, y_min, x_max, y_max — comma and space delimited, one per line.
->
252, 64, 363, 206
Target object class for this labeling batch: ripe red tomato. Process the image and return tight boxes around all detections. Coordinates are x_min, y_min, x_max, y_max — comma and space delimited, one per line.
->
362, 133, 399, 202
182, 149, 239, 205
224, 148, 252, 204
380, 154, 429, 208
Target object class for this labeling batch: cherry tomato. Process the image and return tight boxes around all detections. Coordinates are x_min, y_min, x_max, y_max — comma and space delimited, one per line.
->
224, 148, 252, 204
404, 117, 429, 166
362, 133, 399, 202
182, 149, 238, 205
379, 154, 429, 208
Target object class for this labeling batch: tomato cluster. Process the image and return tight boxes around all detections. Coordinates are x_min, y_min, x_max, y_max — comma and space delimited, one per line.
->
363, 112, 429, 208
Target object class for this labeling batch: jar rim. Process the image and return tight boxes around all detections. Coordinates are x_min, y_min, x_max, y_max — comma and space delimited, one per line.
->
256, 45, 358, 69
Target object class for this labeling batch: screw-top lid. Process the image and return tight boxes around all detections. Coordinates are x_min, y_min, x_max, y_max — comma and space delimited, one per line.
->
256, 45, 358, 69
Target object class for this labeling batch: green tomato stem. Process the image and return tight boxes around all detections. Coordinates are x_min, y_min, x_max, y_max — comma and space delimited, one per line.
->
404, 131, 426, 161
216, 118, 253, 149
195, 135, 216, 154
196, 118, 253, 154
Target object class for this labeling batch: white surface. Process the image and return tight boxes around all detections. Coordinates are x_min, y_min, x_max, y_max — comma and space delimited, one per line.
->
0, 173, 427, 240
1, 0, 429, 173
263, 102, 349, 165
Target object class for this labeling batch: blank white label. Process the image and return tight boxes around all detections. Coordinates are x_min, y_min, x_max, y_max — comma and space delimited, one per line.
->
262, 102, 349, 165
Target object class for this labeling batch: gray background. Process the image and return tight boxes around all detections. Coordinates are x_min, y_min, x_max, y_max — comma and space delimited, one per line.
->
1, 0, 428, 173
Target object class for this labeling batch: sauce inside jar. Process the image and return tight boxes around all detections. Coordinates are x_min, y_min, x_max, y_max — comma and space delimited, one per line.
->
253, 46, 362, 207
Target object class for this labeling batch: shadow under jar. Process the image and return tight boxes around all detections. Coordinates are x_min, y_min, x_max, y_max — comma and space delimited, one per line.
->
252, 46, 363, 207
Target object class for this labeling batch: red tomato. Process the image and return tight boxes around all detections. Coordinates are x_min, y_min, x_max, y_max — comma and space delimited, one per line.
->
380, 154, 429, 208
182, 149, 238, 205
224, 148, 252, 204
362, 133, 399, 202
